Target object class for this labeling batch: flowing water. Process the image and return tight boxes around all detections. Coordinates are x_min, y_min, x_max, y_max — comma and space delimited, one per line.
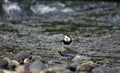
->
0, 0, 120, 66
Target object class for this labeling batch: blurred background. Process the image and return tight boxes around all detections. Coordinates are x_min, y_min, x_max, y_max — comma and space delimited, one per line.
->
0, 0, 120, 66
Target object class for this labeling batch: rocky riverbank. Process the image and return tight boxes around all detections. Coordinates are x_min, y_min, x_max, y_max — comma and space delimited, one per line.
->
0, 50, 120, 73
0, 1, 120, 73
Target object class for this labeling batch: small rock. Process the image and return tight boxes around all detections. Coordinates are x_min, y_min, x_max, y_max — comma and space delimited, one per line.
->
0, 59, 8, 69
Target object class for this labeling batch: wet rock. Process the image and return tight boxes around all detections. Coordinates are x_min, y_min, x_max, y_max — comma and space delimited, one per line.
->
58, 47, 78, 57
76, 61, 96, 72
0, 59, 8, 69
29, 60, 47, 73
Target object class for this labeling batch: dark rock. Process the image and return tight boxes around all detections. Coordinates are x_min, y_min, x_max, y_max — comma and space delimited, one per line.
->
0, 59, 8, 69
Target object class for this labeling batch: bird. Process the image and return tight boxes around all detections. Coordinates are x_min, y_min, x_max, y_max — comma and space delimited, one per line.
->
58, 46, 78, 57
58, 34, 78, 57
62, 35, 72, 45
